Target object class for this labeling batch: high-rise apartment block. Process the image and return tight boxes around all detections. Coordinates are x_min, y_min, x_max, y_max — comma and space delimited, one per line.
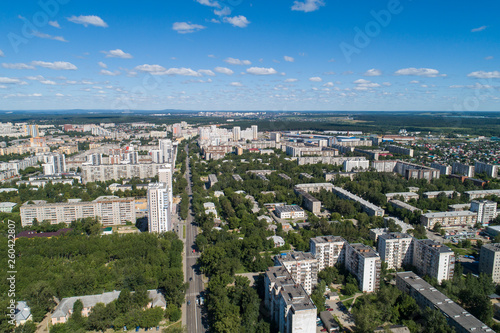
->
479, 243, 500, 283
232, 126, 241, 141
345, 243, 381, 292
452, 162, 475, 177
147, 183, 171, 233
471, 200, 498, 226
251, 125, 258, 140
309, 236, 347, 271
412, 239, 455, 283
42, 153, 66, 175
274, 251, 318, 295
377, 233, 414, 270
474, 161, 498, 178
264, 266, 317, 333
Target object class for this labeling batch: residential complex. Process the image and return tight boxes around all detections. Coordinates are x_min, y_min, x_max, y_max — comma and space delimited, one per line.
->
332, 186, 385, 217
274, 205, 305, 219
452, 162, 475, 177
475, 161, 499, 178
20, 196, 136, 227
396, 272, 492, 333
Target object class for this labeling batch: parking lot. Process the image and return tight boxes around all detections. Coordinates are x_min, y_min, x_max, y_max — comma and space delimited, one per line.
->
315, 299, 356, 332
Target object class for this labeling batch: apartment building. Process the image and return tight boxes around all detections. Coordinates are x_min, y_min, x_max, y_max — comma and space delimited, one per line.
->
479, 243, 500, 283
377, 233, 414, 270
475, 161, 498, 178
310, 236, 347, 271
420, 211, 477, 229
452, 162, 475, 177
42, 153, 66, 175
389, 199, 422, 214
465, 189, 500, 200
274, 251, 318, 294
264, 267, 317, 333
396, 272, 492, 333
345, 243, 381, 292
20, 196, 136, 227
413, 239, 455, 283
332, 186, 385, 217
385, 145, 414, 157
385, 192, 420, 202
81, 163, 163, 183
147, 183, 171, 233
295, 190, 321, 214
430, 162, 452, 176
471, 200, 498, 226
423, 190, 457, 199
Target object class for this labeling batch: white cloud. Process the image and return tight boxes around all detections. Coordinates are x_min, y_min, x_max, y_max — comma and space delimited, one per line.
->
31, 31, 68, 42
210, 19, 220, 24
353, 78, 381, 89
40, 80, 57, 85
247, 67, 278, 75
467, 71, 500, 79
485, 56, 494, 60
0, 50, 4, 57
214, 7, 231, 16
214, 67, 234, 75
394, 67, 445, 77
471, 26, 487, 32
285, 78, 298, 82
0, 77, 25, 84
134, 64, 201, 76
102, 49, 133, 59
223, 15, 250, 28
196, 0, 220, 7
230, 82, 243, 87
291, 0, 325, 12
309, 77, 322, 82
55, 93, 64, 97
284, 56, 295, 62
135, 64, 166, 73
198, 69, 216, 76
48, 20, 60, 28
98, 62, 107, 68
172, 22, 206, 34
354, 79, 371, 84
323, 82, 334, 87
32, 61, 77, 70
26, 75, 45, 81
409, 80, 419, 84
67, 15, 108, 28
2, 63, 35, 70
100, 69, 121, 76
224, 57, 251, 65
382, 82, 391, 86
364, 68, 382, 76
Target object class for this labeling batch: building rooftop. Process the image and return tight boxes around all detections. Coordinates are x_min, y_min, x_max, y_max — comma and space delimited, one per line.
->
350, 243, 380, 258
275, 205, 304, 214
422, 211, 477, 218
385, 192, 419, 197
280, 284, 316, 311
466, 189, 500, 195
379, 232, 413, 241
423, 190, 456, 196
276, 251, 316, 263
482, 243, 500, 252
418, 239, 454, 253
310, 235, 346, 244
397, 272, 492, 332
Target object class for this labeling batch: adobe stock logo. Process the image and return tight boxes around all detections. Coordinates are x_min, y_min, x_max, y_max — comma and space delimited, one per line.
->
340, 0, 405, 64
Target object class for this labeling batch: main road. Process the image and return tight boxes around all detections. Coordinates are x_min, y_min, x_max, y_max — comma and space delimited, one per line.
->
183, 145, 207, 333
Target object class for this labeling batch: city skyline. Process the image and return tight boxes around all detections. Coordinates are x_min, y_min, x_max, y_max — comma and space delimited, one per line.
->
0, 0, 499, 111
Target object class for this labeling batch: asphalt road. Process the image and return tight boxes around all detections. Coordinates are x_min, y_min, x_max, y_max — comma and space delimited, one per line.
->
184, 146, 207, 333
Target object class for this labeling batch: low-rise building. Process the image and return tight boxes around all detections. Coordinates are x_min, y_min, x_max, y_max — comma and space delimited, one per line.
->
389, 200, 422, 214
332, 186, 385, 217
385, 192, 419, 202
423, 190, 457, 199
465, 189, 500, 200
0, 202, 17, 212
274, 205, 305, 219
420, 211, 477, 229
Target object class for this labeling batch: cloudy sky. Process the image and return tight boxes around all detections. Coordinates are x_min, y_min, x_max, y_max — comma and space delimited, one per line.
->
0, 0, 499, 111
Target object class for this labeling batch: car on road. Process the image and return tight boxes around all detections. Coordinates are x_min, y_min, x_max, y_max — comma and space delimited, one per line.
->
187, 301, 191, 305
189, 277, 193, 281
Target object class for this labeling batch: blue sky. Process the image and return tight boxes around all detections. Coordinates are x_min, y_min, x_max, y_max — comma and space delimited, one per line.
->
0, 0, 499, 111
